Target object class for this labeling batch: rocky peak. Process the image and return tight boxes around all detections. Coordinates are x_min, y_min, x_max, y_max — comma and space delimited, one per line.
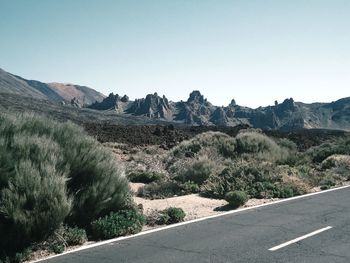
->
278, 98, 296, 111
229, 99, 236, 107
88, 93, 128, 111
210, 107, 229, 126
121, 95, 129, 102
127, 93, 172, 119
187, 90, 205, 103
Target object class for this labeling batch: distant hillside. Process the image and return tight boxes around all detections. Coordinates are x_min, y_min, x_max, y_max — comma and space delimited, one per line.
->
47, 82, 105, 106
1, 67, 349, 131
0, 68, 105, 107
89, 91, 350, 131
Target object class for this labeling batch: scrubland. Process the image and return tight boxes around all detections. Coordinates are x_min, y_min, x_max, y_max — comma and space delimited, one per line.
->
0, 112, 349, 262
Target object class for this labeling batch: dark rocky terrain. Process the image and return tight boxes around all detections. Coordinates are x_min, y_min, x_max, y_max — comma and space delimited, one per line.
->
0, 68, 105, 107
84, 122, 349, 150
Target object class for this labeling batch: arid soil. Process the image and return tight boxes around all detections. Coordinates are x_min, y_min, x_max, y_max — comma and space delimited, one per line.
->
130, 183, 279, 221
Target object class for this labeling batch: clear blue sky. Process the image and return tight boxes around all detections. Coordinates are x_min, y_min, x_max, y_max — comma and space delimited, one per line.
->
1, 0, 349, 108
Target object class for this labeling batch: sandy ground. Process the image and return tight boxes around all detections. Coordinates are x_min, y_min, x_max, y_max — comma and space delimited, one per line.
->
131, 183, 279, 221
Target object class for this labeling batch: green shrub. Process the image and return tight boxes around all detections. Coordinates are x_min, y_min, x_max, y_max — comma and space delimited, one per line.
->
165, 207, 186, 224
137, 180, 181, 199
275, 138, 298, 152
155, 207, 186, 225
320, 185, 330, 190
0, 152, 71, 254
225, 191, 248, 208
127, 170, 163, 183
319, 177, 336, 187
179, 181, 200, 194
63, 226, 87, 246
49, 240, 65, 254
145, 210, 165, 226
235, 131, 290, 162
306, 138, 350, 163
90, 208, 145, 240
176, 160, 212, 185
170, 132, 236, 159
156, 212, 171, 225
0, 112, 132, 255
201, 162, 303, 199
0, 247, 32, 263
145, 207, 186, 226
236, 132, 279, 154
12, 247, 32, 263
201, 162, 270, 199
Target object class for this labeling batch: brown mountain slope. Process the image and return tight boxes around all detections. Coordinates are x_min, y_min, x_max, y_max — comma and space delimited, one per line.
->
47, 82, 105, 106
0, 68, 105, 107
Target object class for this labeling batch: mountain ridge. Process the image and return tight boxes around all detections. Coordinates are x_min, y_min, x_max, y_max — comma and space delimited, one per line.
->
88, 90, 350, 131
1, 67, 349, 131
0, 68, 105, 107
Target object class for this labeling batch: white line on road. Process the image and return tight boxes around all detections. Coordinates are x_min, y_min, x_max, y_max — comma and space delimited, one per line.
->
269, 226, 333, 251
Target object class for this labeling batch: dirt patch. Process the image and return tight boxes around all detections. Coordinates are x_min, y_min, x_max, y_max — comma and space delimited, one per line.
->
134, 193, 279, 221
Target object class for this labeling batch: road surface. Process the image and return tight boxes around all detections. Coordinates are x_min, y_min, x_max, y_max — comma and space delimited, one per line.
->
40, 187, 350, 263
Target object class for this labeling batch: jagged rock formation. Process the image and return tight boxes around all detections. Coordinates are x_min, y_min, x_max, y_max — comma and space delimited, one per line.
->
87, 90, 350, 131
126, 93, 173, 119
175, 91, 214, 125
88, 93, 130, 113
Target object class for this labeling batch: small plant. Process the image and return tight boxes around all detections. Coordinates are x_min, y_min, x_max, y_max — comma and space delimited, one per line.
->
156, 212, 171, 225
165, 207, 186, 224
137, 180, 181, 199
91, 209, 145, 240
178, 160, 212, 185
145, 210, 165, 226
127, 170, 163, 183
63, 226, 87, 246
320, 185, 330, 190
12, 247, 32, 263
146, 207, 186, 226
179, 181, 200, 194
49, 240, 65, 254
225, 191, 248, 208
319, 177, 336, 188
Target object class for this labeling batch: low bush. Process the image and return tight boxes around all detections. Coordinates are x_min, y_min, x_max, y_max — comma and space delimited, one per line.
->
0, 112, 133, 256
236, 131, 279, 154
127, 170, 163, 183
137, 180, 181, 199
306, 138, 350, 163
320, 185, 330, 190
90, 208, 145, 240
235, 131, 291, 162
146, 207, 186, 226
49, 240, 65, 254
201, 162, 304, 199
225, 191, 248, 208
175, 159, 213, 185
63, 226, 87, 246
6, 247, 32, 263
170, 132, 236, 160
165, 207, 186, 224
178, 181, 200, 194
319, 177, 336, 188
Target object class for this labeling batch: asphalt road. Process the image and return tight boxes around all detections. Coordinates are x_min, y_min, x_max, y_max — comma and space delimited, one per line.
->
41, 187, 350, 263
